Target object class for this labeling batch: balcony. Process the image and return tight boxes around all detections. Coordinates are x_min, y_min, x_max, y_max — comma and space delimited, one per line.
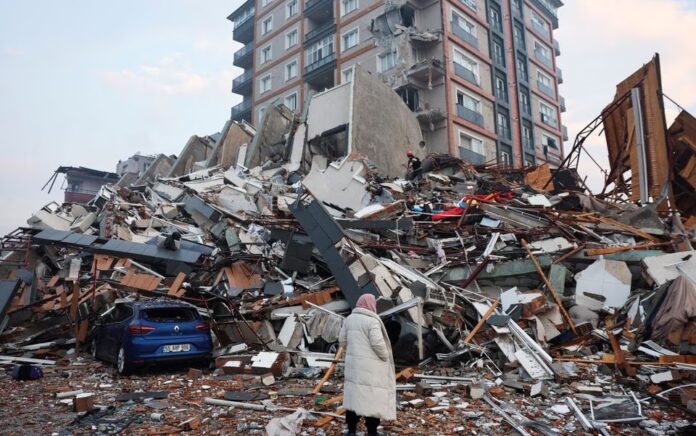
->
534, 50, 553, 68
232, 12, 255, 44
233, 43, 254, 69
562, 124, 569, 141
560, 95, 566, 113
416, 107, 447, 130
304, 0, 333, 22
553, 39, 561, 56
231, 100, 253, 122
232, 70, 253, 96
537, 80, 555, 99
304, 52, 336, 90
541, 113, 558, 128
454, 63, 478, 86
531, 20, 550, 40
451, 23, 478, 50
304, 21, 336, 47
459, 146, 486, 165
556, 66, 563, 84
407, 59, 445, 85
456, 104, 484, 127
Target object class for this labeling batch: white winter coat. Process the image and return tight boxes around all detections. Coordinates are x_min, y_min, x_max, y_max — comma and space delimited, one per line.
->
339, 307, 396, 421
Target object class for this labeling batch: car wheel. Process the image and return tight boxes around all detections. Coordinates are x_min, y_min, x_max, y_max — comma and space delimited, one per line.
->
116, 345, 133, 376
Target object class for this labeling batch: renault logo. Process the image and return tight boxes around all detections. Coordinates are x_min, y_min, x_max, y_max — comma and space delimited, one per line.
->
174, 325, 180, 333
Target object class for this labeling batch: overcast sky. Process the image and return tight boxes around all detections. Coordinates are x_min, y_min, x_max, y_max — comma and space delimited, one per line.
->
1, 0, 695, 235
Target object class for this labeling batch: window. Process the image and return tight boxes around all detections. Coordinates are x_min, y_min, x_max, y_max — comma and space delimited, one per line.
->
286, 29, 298, 48
453, 48, 479, 84
534, 41, 551, 63
540, 102, 557, 127
500, 150, 511, 166
285, 60, 298, 80
520, 86, 531, 115
489, 3, 502, 32
261, 45, 272, 64
522, 121, 534, 149
261, 0, 272, 6
462, 0, 477, 11
342, 67, 354, 83
516, 55, 528, 82
513, 23, 525, 47
306, 35, 334, 65
285, 93, 298, 111
342, 28, 358, 52
531, 12, 550, 37
341, 0, 358, 16
378, 50, 397, 72
262, 16, 273, 35
456, 89, 480, 113
260, 74, 272, 94
491, 36, 505, 67
452, 11, 476, 37
538, 71, 552, 87
286, 0, 298, 18
495, 74, 508, 103
459, 131, 484, 155
497, 108, 511, 140
543, 133, 558, 149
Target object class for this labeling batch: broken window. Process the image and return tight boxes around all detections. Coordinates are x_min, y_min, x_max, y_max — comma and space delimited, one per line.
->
286, 0, 298, 18
285, 61, 298, 81
543, 133, 558, 149
378, 49, 398, 72
285, 93, 297, 111
396, 86, 419, 112
342, 28, 358, 52
458, 130, 484, 155
306, 34, 334, 66
261, 45, 272, 64
143, 308, 197, 322
286, 29, 298, 49
261, 16, 273, 35
260, 75, 271, 94
497, 108, 511, 140
341, 0, 357, 16
400, 4, 415, 27
540, 101, 557, 127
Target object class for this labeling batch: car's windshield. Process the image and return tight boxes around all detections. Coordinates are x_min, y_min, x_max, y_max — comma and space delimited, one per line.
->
143, 308, 198, 322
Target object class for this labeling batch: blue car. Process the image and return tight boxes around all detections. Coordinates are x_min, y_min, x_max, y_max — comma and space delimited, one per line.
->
91, 299, 213, 375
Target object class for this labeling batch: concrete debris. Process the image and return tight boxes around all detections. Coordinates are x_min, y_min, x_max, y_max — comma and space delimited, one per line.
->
2, 57, 696, 435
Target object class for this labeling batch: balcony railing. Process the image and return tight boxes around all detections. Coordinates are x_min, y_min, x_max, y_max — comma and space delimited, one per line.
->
233, 43, 254, 68
232, 12, 255, 43
556, 66, 563, 84
305, 52, 336, 75
459, 146, 486, 165
553, 39, 561, 56
231, 100, 252, 119
232, 70, 253, 94
451, 23, 478, 49
562, 124, 569, 141
456, 104, 484, 127
537, 80, 555, 99
560, 95, 566, 112
454, 63, 478, 86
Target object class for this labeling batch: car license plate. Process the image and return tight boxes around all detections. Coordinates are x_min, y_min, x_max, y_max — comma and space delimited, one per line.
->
163, 344, 190, 353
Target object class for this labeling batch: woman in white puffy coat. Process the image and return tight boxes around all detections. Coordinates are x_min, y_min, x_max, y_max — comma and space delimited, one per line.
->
339, 294, 396, 436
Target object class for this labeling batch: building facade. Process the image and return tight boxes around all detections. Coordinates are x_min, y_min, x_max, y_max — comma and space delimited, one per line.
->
228, 0, 566, 167
116, 154, 158, 177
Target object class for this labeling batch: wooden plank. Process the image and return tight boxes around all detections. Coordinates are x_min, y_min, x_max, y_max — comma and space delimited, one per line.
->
463, 298, 500, 344
47, 275, 60, 288
586, 241, 668, 257
659, 355, 696, 364
521, 239, 577, 334
168, 273, 187, 297
312, 346, 345, 395
315, 407, 345, 427
319, 395, 344, 406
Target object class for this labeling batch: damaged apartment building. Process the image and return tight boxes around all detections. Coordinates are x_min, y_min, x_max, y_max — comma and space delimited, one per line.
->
227, 0, 567, 169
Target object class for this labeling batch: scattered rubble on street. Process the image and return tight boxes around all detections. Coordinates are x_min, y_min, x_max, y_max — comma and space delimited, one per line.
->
3, 56, 696, 435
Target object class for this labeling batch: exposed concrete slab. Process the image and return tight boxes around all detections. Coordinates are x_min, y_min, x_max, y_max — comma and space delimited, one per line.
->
575, 258, 631, 311
168, 136, 216, 177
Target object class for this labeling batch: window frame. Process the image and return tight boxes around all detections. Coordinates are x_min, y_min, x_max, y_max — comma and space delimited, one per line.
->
341, 27, 359, 52
452, 46, 480, 84
286, 0, 298, 18
455, 86, 481, 113
285, 28, 299, 49
341, 66, 354, 83
261, 44, 273, 64
284, 92, 298, 111
340, 0, 358, 17
261, 15, 273, 35
377, 49, 398, 73
457, 129, 485, 155
285, 60, 298, 81
451, 9, 476, 37
259, 74, 272, 94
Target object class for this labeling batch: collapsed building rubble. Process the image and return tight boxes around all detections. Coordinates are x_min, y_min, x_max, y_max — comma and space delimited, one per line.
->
3, 60, 696, 434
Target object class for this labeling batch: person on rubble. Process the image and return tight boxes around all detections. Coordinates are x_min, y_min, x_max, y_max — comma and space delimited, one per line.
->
339, 294, 396, 436
405, 150, 422, 181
